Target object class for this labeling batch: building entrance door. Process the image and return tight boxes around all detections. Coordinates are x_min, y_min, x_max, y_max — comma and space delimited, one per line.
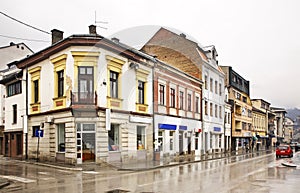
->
76, 123, 95, 163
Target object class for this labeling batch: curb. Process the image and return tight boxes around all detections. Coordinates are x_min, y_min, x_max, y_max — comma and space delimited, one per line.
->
0, 181, 10, 189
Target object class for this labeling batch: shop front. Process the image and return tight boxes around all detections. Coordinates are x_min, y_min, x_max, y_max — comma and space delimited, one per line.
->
154, 114, 201, 161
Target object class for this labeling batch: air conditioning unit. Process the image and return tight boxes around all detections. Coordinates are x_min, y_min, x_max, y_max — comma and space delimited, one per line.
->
45, 116, 54, 124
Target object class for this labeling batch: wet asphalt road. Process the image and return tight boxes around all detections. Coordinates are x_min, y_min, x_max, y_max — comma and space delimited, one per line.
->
1, 152, 300, 193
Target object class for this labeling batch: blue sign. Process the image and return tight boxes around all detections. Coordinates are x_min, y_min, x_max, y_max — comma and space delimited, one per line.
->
214, 127, 221, 132
35, 129, 44, 137
158, 124, 177, 130
179, 125, 187, 130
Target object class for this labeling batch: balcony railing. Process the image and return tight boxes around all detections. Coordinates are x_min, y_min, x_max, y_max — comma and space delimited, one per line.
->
71, 91, 97, 105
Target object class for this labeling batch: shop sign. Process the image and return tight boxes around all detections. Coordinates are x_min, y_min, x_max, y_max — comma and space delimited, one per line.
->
213, 127, 221, 132
158, 124, 176, 130
194, 128, 202, 133
179, 125, 187, 130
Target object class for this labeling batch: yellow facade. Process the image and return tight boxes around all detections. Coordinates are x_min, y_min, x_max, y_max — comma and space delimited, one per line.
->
106, 55, 125, 109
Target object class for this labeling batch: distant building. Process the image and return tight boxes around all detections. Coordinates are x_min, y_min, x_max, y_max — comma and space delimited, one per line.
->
284, 117, 294, 143
271, 107, 287, 144
220, 66, 252, 152
0, 42, 33, 157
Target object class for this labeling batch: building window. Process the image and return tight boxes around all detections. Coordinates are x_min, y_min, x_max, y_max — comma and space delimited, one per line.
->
12, 104, 17, 124
215, 80, 218, 94
210, 102, 213, 116
219, 83, 222, 96
205, 101, 208, 115
219, 106, 222, 119
204, 75, 208, 90
137, 126, 145, 150
195, 96, 199, 113
33, 79, 39, 103
170, 88, 175, 108
32, 126, 40, 137
210, 78, 213, 92
7, 81, 22, 97
242, 96, 247, 103
57, 70, 64, 97
187, 93, 192, 111
108, 124, 119, 151
179, 91, 184, 110
138, 80, 145, 104
57, 124, 65, 152
110, 71, 118, 98
159, 84, 165, 105
215, 104, 218, 118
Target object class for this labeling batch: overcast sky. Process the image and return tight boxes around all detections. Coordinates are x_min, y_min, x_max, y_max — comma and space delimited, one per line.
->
1, 0, 300, 109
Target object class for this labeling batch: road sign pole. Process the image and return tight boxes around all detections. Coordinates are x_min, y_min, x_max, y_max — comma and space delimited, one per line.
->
36, 131, 40, 162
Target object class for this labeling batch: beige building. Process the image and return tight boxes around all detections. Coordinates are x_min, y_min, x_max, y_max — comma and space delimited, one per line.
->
251, 99, 271, 149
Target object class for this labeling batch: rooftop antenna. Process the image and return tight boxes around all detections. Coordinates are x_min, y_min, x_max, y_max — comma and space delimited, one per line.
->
95, 11, 108, 30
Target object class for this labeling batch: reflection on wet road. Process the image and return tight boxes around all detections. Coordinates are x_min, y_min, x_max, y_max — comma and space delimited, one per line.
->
1, 152, 300, 192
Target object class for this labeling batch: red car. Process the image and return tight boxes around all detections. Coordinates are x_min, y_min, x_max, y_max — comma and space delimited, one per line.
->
276, 145, 293, 158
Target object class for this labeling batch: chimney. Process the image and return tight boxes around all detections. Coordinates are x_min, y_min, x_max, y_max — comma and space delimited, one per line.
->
51, 29, 64, 45
89, 25, 97, 35
111, 37, 119, 43
180, 33, 186, 38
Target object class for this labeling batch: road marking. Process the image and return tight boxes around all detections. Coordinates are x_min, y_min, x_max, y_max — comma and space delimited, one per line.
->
83, 171, 99, 174
0, 174, 36, 183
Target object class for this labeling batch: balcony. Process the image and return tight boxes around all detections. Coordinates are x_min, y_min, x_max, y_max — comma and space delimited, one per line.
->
71, 91, 97, 105
71, 91, 97, 117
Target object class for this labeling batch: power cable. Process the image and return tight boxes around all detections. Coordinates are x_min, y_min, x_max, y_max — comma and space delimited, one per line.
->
0, 11, 50, 35
0, 34, 49, 43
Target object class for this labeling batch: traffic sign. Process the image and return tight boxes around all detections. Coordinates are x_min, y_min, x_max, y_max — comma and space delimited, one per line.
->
35, 129, 44, 137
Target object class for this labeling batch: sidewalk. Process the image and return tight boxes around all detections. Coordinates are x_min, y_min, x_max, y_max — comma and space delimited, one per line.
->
115, 150, 273, 171
0, 149, 274, 173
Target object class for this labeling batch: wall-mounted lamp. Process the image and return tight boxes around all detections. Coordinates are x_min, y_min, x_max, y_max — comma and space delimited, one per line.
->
103, 79, 106, 86
129, 62, 139, 70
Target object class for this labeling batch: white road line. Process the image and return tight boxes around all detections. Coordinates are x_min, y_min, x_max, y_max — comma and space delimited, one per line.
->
0, 174, 36, 183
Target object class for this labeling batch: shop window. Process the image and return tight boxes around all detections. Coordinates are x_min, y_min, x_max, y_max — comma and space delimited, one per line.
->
57, 124, 65, 152
170, 131, 174, 151
195, 132, 199, 150
158, 131, 163, 151
108, 124, 119, 151
137, 126, 145, 150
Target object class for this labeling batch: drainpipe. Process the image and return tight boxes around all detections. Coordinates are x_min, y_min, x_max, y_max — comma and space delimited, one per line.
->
152, 61, 156, 161
25, 65, 28, 159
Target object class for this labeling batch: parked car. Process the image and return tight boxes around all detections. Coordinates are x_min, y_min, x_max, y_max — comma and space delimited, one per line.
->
276, 145, 293, 158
